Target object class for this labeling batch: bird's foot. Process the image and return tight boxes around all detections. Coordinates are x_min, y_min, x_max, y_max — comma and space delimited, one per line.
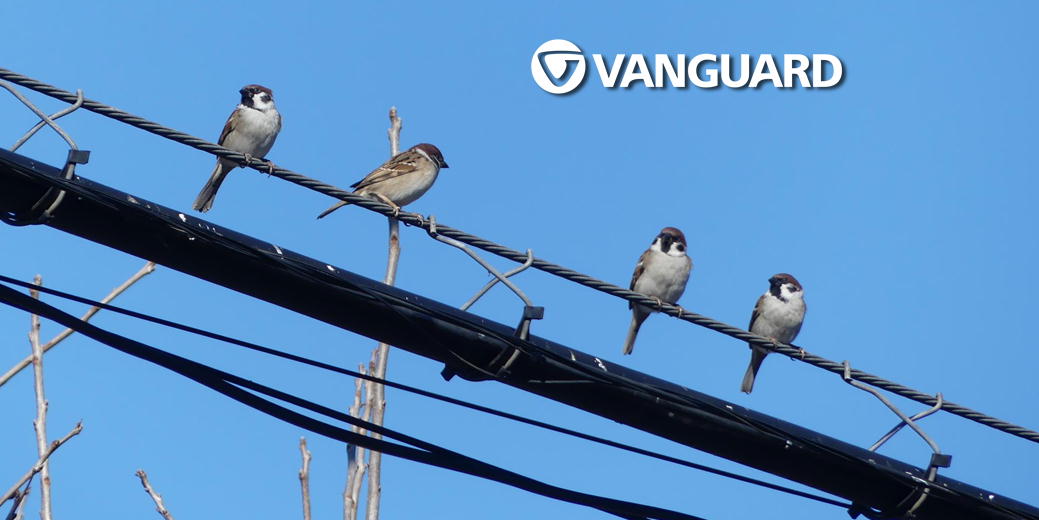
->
263, 159, 277, 176
407, 213, 427, 228
374, 193, 401, 217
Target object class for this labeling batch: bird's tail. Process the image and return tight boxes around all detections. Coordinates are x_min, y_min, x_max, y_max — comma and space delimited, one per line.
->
621, 313, 645, 355
193, 160, 231, 213
317, 200, 350, 219
740, 347, 768, 394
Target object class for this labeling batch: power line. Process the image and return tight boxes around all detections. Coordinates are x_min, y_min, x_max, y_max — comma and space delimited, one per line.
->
0, 67, 1033, 446
0, 280, 712, 520
0, 149, 1034, 520
0, 273, 850, 509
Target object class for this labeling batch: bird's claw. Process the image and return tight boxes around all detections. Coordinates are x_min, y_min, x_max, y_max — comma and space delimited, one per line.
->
373, 193, 401, 217
406, 213, 427, 228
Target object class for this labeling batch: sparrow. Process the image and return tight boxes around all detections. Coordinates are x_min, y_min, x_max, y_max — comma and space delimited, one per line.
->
622, 227, 692, 355
741, 273, 806, 394
193, 84, 282, 212
317, 143, 449, 219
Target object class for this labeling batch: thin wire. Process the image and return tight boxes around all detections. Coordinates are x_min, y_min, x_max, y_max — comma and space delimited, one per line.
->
0, 67, 1035, 445
0, 273, 849, 509
0, 282, 707, 520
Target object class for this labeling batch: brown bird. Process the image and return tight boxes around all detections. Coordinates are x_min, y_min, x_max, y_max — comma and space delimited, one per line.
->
194, 84, 281, 212
741, 273, 806, 393
317, 143, 448, 218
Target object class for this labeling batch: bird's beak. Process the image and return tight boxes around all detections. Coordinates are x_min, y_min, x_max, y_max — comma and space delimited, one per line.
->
441, 161, 450, 168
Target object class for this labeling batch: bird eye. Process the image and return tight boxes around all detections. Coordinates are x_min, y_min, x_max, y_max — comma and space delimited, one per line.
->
676, 243, 685, 252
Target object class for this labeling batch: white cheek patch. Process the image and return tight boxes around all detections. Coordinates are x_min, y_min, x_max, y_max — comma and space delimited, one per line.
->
665, 244, 687, 257
252, 94, 275, 110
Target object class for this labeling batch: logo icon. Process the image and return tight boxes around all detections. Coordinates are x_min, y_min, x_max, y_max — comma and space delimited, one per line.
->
531, 39, 587, 94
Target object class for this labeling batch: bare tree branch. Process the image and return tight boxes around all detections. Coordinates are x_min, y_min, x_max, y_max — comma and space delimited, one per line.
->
343, 363, 366, 520
0, 261, 157, 389
28, 276, 53, 520
343, 353, 377, 520
3, 485, 29, 520
387, 106, 401, 157
0, 422, 82, 508
135, 470, 174, 520
299, 438, 312, 520
365, 107, 402, 520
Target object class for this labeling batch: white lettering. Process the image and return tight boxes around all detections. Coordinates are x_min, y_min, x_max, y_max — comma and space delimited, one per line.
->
593, 54, 626, 88
620, 55, 653, 88
783, 54, 810, 87
689, 54, 718, 88
749, 54, 782, 88
720, 54, 751, 88
654, 54, 686, 88
813, 54, 843, 88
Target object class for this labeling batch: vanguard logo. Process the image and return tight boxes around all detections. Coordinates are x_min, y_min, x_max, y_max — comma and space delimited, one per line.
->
531, 39, 844, 94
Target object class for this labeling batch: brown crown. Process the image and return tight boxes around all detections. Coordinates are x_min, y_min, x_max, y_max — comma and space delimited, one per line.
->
768, 273, 802, 290
659, 226, 687, 245
239, 84, 274, 98
413, 143, 449, 168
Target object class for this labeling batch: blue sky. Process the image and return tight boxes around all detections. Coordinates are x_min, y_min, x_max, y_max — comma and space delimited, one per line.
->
1, 1, 1037, 519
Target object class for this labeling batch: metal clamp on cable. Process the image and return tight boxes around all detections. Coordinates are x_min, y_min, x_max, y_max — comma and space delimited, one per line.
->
1, 82, 88, 226
841, 361, 951, 518
428, 215, 543, 380
2, 149, 89, 226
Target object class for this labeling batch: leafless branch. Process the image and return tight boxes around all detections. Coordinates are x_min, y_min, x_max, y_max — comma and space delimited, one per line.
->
343, 354, 376, 520
3, 484, 29, 520
299, 438, 312, 520
387, 106, 401, 157
0, 422, 82, 508
343, 363, 365, 520
135, 470, 174, 520
28, 276, 53, 520
0, 261, 157, 389
365, 107, 403, 520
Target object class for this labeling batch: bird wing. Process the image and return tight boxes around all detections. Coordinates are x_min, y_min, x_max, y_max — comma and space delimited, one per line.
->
748, 293, 766, 333
627, 249, 651, 310
217, 108, 239, 145
351, 150, 419, 190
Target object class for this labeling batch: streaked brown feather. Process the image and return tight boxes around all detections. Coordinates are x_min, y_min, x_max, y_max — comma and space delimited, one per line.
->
350, 150, 422, 190
627, 249, 651, 310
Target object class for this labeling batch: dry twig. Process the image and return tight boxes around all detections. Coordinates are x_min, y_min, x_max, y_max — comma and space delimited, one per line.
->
0, 422, 82, 508
299, 438, 312, 520
28, 277, 52, 520
365, 107, 402, 520
3, 486, 29, 520
135, 470, 175, 520
343, 363, 367, 520
343, 351, 378, 520
0, 261, 157, 388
